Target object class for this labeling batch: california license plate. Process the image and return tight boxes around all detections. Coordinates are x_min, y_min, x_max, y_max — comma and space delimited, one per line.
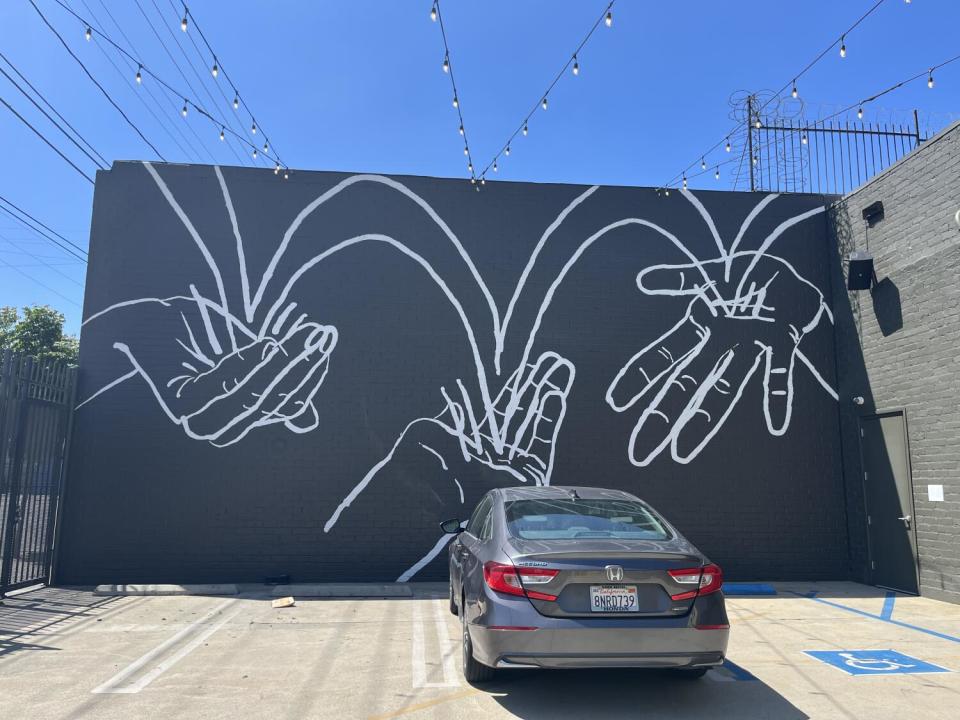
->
590, 584, 639, 612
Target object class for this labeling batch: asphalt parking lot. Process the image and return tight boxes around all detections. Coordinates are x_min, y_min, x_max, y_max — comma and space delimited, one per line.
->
1, 581, 958, 719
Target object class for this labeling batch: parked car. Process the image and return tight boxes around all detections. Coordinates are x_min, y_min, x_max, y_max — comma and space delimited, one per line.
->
441, 486, 729, 682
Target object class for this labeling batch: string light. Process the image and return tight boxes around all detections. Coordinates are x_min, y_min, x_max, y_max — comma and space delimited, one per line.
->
274, 163, 280, 175
840, 35, 846, 58
928, 69, 934, 88
801, 132, 808, 144
251, 122, 257, 134
219, 127, 225, 141
541, 96, 548, 110
481, 177, 485, 185
522, 124, 528, 136
700, 157, 706, 170
135, 65, 142, 84
181, 99, 188, 117
463, 146, 468, 156
452, 95, 459, 108
284, 171, 289, 180
181, 14, 187, 32
442, 55, 449, 73
468, 162, 473, 172
715, 166, 720, 180
791, 80, 798, 98
85, 26, 91, 41
857, 106, 863, 119
263, 142, 268, 153
572, 56, 579, 76
755, 116, 761, 129
605, 10, 613, 27
682, 175, 687, 189
725, 137, 731, 152
232, 94, 239, 110
211, 62, 218, 78
430, 3, 437, 22
752, 155, 758, 166
458, 124, 464, 136
252, 148, 257, 159
493, 160, 498, 172
505, 145, 511, 156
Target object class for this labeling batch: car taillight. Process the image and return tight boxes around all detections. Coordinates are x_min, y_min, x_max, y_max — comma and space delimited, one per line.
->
483, 561, 559, 601
668, 564, 723, 600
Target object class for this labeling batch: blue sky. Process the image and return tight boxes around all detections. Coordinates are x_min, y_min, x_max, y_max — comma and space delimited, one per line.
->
1, 0, 958, 335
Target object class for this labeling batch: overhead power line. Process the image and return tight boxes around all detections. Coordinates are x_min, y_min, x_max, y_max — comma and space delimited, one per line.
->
430, 0, 479, 185
0, 194, 88, 261
663, 0, 896, 189
0, 254, 83, 308
477, 1, 616, 181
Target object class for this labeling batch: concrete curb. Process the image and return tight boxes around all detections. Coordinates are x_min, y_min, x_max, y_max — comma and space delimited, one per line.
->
94, 584, 239, 596
270, 583, 413, 598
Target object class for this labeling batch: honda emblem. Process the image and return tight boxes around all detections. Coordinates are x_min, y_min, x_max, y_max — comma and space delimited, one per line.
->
605, 565, 624, 582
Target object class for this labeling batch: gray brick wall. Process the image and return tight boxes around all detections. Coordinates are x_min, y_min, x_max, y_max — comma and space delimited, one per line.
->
830, 121, 960, 604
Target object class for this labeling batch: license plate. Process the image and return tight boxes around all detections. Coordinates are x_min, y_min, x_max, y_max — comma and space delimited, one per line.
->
590, 584, 639, 612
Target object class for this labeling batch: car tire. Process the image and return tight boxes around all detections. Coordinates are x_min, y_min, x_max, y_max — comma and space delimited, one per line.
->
460, 596, 496, 684
674, 667, 709, 679
449, 583, 458, 616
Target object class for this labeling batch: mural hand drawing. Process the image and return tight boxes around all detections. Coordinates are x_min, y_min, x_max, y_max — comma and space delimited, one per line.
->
79, 164, 837, 580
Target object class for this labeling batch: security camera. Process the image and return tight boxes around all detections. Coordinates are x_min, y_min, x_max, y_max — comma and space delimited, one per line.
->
853, 396, 865, 405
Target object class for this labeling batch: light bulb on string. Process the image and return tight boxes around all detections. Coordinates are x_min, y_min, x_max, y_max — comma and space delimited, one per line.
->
605, 11, 612, 27
522, 124, 528, 136
442, 55, 449, 73
754, 116, 761, 129
85, 26, 92, 41
181, 14, 188, 32
252, 148, 258, 159
181, 100, 188, 117
725, 137, 731, 152
430, 4, 437, 21
505, 145, 511, 156
274, 164, 280, 175
284, 171, 289, 180
219, 127, 225, 141
801, 132, 808, 145
493, 160, 498, 172
791, 80, 798, 99
135, 65, 142, 84
211, 62, 219, 78
839, 35, 846, 58
700, 157, 706, 170
541, 97, 548, 110
572, 55, 579, 76
452, 95, 459, 108
458, 124, 464, 136
251, 122, 257, 134
233, 94, 239, 110
468, 163, 473, 172
752, 156, 758, 166
481, 177, 485, 185
664, 189, 670, 196
928, 70, 934, 88
463, 146, 468, 156
857, 106, 863, 120
682, 176, 687, 189
715, 167, 720, 180
263, 142, 268, 153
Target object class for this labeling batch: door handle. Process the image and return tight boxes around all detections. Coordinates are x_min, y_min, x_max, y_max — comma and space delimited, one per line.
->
898, 515, 911, 528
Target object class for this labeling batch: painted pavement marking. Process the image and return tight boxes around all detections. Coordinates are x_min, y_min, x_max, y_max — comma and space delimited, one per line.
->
411, 599, 459, 689
804, 649, 951, 676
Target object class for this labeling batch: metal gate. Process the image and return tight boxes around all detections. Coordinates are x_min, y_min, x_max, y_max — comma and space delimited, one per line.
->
0, 350, 77, 596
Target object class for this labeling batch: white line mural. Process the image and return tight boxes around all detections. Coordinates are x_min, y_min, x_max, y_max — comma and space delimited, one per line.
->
80, 163, 838, 580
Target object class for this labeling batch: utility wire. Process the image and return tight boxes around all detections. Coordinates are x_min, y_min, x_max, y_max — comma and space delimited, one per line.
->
181, 1, 286, 168
28, 0, 166, 161
0, 194, 88, 260
0, 49, 108, 167
49, 0, 287, 170
0, 63, 107, 170
0, 254, 82, 308
433, 0, 478, 183
664, 0, 892, 188
0, 93, 96, 183
477, 1, 615, 180
0, 234, 85, 286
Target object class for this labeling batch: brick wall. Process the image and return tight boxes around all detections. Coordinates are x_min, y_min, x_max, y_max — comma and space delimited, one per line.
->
830, 121, 960, 604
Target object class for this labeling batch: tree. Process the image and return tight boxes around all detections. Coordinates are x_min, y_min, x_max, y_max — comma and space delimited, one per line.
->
0, 305, 79, 364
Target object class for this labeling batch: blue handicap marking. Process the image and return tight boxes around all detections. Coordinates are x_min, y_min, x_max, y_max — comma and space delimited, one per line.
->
805, 650, 950, 676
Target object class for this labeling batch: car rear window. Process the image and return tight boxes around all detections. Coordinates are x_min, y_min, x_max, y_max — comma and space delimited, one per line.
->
504, 498, 671, 540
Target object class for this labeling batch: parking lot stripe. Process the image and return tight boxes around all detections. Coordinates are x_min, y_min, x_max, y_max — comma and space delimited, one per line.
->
411, 599, 459, 688
432, 598, 459, 686
90, 599, 239, 694
798, 593, 960, 645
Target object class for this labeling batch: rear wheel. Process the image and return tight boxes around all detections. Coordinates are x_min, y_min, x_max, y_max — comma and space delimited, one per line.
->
460, 596, 496, 684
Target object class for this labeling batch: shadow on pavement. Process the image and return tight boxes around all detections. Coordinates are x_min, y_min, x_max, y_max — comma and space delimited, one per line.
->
483, 667, 807, 720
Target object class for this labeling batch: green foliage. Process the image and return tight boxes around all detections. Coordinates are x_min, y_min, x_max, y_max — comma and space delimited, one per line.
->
0, 305, 79, 365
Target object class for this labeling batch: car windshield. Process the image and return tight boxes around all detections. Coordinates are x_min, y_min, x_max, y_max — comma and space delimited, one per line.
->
504, 498, 671, 540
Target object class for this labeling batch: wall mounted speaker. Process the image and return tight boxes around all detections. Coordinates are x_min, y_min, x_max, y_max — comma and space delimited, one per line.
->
847, 250, 874, 290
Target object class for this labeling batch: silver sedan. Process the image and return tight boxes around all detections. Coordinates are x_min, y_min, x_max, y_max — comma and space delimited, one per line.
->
442, 486, 729, 683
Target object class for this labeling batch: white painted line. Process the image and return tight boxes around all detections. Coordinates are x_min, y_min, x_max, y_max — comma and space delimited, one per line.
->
411, 600, 459, 688
433, 598, 459, 687
91, 599, 239, 694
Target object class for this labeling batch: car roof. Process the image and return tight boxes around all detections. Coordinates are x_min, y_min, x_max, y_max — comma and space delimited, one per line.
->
496, 486, 642, 502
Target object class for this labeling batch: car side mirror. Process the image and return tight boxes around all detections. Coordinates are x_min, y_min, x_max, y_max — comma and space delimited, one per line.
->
439, 518, 464, 534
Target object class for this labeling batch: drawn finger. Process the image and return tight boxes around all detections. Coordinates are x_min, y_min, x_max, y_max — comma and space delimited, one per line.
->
511, 359, 573, 461
760, 340, 797, 436
520, 390, 567, 478
605, 314, 708, 412
624, 348, 709, 466
671, 345, 764, 462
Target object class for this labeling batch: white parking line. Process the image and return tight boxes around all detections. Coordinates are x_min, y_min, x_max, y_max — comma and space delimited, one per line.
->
411, 599, 459, 688
91, 599, 240, 694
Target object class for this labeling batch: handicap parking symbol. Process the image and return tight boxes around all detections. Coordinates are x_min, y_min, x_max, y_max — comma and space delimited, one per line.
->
805, 650, 950, 676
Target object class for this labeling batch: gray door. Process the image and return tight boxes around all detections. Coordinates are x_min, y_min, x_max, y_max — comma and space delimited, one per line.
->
860, 412, 919, 595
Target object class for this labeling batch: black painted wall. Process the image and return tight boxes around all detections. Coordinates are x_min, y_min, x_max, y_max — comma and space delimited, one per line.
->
59, 162, 846, 583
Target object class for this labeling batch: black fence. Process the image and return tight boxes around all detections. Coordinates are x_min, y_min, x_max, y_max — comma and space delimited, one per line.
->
0, 350, 77, 597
